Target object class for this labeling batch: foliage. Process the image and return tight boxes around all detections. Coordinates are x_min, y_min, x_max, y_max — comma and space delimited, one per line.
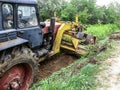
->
78, 8, 89, 24
37, 0, 67, 21
87, 24, 118, 40
37, 0, 120, 27
61, 4, 78, 21
113, 2, 120, 28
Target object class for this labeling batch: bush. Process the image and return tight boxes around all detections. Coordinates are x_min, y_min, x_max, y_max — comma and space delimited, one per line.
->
87, 24, 118, 40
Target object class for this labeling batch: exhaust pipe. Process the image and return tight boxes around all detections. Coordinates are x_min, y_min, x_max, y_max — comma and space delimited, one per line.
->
49, 17, 55, 34
47, 17, 55, 50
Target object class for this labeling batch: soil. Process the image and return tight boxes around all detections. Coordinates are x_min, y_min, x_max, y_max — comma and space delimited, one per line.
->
110, 32, 120, 40
37, 51, 99, 80
97, 32, 120, 90
38, 54, 76, 80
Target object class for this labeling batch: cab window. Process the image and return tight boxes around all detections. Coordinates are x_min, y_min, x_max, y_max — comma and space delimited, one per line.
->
18, 6, 38, 28
2, 4, 13, 29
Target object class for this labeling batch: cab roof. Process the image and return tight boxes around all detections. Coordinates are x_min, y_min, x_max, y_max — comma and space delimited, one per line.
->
0, 0, 37, 5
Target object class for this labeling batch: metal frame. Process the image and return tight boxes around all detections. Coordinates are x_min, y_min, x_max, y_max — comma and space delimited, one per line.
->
0, 0, 37, 5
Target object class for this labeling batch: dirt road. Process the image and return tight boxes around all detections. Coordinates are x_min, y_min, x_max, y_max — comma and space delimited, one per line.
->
97, 40, 120, 90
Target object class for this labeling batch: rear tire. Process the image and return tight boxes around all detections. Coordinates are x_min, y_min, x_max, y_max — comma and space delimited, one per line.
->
0, 55, 38, 90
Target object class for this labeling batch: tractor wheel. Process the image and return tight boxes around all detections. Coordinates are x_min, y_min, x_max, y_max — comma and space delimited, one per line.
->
0, 55, 38, 90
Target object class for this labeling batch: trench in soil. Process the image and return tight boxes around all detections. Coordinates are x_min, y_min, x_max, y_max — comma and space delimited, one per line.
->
37, 32, 120, 81
38, 53, 77, 80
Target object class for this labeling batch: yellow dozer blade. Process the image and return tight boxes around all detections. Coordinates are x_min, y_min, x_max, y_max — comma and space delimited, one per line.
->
52, 22, 96, 56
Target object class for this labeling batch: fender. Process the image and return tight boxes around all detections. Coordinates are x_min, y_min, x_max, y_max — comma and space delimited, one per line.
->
0, 37, 28, 51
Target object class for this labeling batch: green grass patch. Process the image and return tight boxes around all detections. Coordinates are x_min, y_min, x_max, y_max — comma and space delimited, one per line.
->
30, 63, 98, 90
87, 24, 118, 40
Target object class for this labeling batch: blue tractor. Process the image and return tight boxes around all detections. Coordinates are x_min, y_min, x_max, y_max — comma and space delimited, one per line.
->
0, 0, 47, 89
0, 0, 96, 90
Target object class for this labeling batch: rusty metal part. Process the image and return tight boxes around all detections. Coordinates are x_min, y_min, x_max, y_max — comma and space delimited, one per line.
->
78, 26, 83, 32
85, 34, 96, 44
76, 32, 85, 40
0, 64, 33, 90
0, 46, 38, 90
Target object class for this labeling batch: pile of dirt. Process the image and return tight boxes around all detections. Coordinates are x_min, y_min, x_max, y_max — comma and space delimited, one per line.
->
110, 32, 120, 40
38, 54, 76, 80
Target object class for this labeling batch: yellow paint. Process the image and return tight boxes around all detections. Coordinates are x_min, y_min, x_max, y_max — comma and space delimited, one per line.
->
63, 34, 79, 49
75, 14, 79, 24
72, 38, 79, 49
54, 12, 56, 17
51, 21, 88, 56
52, 23, 74, 54
61, 44, 75, 51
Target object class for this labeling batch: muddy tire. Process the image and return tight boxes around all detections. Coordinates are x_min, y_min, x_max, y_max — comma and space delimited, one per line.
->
0, 55, 38, 90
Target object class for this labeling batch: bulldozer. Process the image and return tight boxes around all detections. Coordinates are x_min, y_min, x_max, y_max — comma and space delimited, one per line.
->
0, 0, 96, 90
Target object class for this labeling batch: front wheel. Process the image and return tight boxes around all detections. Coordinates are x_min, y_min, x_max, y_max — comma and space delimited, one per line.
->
0, 56, 38, 90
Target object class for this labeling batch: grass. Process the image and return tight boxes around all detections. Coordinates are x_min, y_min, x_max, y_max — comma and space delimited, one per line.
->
30, 24, 119, 90
30, 60, 99, 90
87, 24, 118, 40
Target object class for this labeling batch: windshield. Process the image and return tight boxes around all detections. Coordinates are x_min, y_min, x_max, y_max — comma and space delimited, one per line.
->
18, 6, 38, 28
2, 4, 13, 29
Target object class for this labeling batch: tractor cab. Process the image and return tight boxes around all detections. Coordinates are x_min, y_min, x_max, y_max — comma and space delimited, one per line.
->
0, 0, 44, 50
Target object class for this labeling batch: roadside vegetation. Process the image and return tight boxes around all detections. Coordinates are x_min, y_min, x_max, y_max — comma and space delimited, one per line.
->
87, 24, 119, 40
38, 0, 120, 28
30, 63, 99, 90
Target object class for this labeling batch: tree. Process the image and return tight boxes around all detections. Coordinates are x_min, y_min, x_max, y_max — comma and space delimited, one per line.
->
70, 0, 97, 24
37, 0, 67, 21
37, 0, 120, 27
112, 2, 120, 27
78, 8, 90, 24
61, 4, 78, 21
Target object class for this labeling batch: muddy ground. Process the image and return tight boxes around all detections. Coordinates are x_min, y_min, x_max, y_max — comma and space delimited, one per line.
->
38, 54, 76, 80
